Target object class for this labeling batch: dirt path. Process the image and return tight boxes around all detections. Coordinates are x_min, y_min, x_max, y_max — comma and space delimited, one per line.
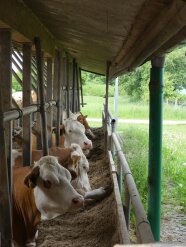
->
161, 205, 186, 244
36, 127, 120, 247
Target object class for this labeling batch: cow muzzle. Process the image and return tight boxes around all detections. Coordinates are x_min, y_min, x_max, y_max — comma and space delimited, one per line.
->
83, 141, 93, 150
72, 196, 84, 208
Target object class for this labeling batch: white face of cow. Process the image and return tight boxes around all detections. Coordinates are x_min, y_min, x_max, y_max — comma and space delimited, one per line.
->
27, 156, 84, 220
64, 118, 93, 152
70, 144, 91, 193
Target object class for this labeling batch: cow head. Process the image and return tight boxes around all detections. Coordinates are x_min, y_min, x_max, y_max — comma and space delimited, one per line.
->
70, 144, 91, 193
63, 118, 93, 153
77, 113, 96, 139
24, 156, 84, 220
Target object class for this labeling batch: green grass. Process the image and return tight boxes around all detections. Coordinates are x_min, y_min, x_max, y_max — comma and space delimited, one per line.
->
119, 124, 186, 214
81, 96, 186, 120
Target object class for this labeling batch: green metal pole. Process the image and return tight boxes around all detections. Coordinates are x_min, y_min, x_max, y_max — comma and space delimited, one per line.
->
148, 55, 165, 241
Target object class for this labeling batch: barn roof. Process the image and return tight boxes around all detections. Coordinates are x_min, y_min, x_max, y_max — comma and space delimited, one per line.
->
0, 0, 186, 78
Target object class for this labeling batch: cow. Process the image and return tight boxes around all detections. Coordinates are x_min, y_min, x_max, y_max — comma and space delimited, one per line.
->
12, 144, 83, 180
13, 118, 93, 154
13, 155, 84, 247
63, 110, 96, 139
63, 118, 93, 155
69, 144, 111, 203
76, 112, 96, 139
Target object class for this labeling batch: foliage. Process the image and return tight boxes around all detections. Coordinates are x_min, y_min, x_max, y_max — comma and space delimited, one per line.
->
81, 71, 105, 85
119, 45, 186, 103
12, 74, 22, 92
165, 45, 186, 91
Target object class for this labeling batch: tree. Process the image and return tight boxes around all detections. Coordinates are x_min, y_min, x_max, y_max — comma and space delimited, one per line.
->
165, 45, 186, 91
119, 45, 186, 103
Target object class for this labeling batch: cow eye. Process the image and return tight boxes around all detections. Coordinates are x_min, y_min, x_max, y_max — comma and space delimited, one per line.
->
69, 129, 72, 132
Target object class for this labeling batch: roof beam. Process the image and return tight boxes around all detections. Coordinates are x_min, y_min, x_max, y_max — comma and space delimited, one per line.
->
110, 0, 186, 78
0, 0, 61, 56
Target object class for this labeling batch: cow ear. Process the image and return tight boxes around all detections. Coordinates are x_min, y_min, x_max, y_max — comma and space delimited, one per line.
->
24, 166, 40, 189
52, 125, 65, 136
60, 124, 65, 136
68, 169, 77, 180
71, 155, 81, 164
52, 127, 56, 134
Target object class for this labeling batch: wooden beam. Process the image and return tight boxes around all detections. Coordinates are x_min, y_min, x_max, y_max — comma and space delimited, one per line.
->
0, 90, 12, 247
75, 63, 80, 112
46, 58, 53, 147
104, 61, 111, 153
56, 52, 62, 146
34, 37, 49, 155
0, 28, 12, 186
0, 28, 12, 246
110, 0, 186, 78
53, 50, 59, 126
66, 54, 70, 117
72, 59, 76, 113
22, 43, 32, 166
0, 0, 60, 56
79, 68, 84, 108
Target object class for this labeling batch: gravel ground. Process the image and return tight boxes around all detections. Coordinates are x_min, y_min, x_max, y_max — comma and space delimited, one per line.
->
161, 205, 186, 244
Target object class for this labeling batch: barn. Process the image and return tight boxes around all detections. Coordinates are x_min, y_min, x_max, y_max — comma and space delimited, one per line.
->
0, 0, 186, 246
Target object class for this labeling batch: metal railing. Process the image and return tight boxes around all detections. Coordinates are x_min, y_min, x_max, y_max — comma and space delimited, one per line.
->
102, 105, 154, 244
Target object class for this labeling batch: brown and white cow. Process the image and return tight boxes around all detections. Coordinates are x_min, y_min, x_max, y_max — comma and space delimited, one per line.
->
76, 112, 96, 139
69, 144, 111, 203
13, 118, 93, 154
13, 155, 84, 247
63, 110, 96, 139
63, 118, 93, 155
12, 144, 82, 179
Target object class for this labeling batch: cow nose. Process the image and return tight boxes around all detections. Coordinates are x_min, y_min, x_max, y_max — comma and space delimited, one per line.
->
84, 141, 92, 149
72, 197, 84, 207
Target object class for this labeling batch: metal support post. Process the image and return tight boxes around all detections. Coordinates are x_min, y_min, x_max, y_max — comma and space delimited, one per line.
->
148, 55, 165, 241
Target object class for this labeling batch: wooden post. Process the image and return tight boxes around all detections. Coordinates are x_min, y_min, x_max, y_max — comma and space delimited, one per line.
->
56, 52, 62, 146
104, 61, 111, 152
46, 57, 53, 147
61, 52, 66, 123
66, 54, 70, 117
76, 66, 80, 111
72, 58, 76, 113
79, 68, 83, 109
34, 37, 49, 156
0, 28, 12, 247
22, 43, 32, 166
53, 50, 58, 126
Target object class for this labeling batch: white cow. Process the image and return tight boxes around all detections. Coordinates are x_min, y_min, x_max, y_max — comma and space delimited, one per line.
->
70, 144, 110, 202
13, 155, 84, 246
63, 118, 93, 155
63, 110, 96, 139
